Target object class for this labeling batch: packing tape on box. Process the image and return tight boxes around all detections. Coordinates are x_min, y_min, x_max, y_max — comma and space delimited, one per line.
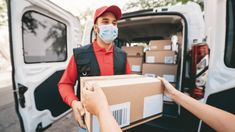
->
146, 56, 155, 63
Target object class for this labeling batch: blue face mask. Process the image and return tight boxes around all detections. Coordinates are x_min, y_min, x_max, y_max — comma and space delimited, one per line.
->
98, 24, 118, 44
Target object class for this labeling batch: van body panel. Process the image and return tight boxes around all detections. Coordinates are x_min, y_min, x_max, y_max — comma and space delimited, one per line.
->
8, 0, 81, 131
200, 0, 235, 131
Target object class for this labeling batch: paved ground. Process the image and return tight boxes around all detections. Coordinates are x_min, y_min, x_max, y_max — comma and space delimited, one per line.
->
0, 71, 79, 132
0, 97, 78, 132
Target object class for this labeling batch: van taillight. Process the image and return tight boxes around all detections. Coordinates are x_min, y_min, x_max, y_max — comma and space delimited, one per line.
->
192, 44, 209, 75
191, 87, 204, 100
191, 44, 209, 99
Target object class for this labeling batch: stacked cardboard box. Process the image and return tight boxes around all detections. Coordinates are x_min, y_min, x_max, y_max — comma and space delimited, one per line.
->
81, 75, 163, 132
149, 40, 172, 51
122, 46, 144, 56
145, 51, 176, 64
127, 56, 143, 74
143, 40, 178, 102
143, 40, 178, 81
122, 46, 144, 74
142, 63, 177, 82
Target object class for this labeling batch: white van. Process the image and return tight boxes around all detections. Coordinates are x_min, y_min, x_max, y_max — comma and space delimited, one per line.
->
7, 0, 235, 132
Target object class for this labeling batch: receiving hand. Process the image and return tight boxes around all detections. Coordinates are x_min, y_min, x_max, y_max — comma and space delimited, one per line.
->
71, 100, 86, 128
82, 85, 109, 117
158, 76, 178, 98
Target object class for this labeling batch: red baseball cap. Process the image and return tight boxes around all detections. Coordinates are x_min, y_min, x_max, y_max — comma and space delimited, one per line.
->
93, 5, 122, 24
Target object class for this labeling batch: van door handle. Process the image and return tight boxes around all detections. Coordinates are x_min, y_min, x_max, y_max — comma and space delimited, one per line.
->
18, 83, 28, 108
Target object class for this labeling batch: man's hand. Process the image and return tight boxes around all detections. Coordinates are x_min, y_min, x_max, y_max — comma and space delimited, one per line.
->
82, 86, 109, 118
71, 100, 86, 128
158, 76, 178, 98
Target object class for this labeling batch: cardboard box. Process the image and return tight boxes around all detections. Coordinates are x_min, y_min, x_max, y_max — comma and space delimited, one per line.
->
81, 75, 163, 132
149, 40, 172, 51
122, 46, 144, 57
145, 51, 176, 64
127, 56, 143, 73
142, 63, 178, 82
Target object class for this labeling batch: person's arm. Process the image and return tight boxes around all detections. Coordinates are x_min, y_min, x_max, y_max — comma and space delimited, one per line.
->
82, 86, 122, 132
58, 56, 78, 106
159, 77, 235, 132
58, 56, 86, 128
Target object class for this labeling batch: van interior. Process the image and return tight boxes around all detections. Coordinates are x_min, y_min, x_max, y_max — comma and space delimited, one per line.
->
118, 15, 183, 43
113, 15, 199, 131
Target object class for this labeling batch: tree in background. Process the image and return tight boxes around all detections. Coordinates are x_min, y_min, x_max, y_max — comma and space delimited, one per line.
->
123, 0, 203, 12
77, 8, 94, 32
0, 0, 10, 71
0, 0, 7, 26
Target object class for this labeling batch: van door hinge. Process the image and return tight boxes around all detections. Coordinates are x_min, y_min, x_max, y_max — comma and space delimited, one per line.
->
18, 83, 28, 108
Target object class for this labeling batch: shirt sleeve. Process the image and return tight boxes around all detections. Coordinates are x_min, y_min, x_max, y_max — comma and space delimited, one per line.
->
125, 59, 132, 74
58, 55, 78, 107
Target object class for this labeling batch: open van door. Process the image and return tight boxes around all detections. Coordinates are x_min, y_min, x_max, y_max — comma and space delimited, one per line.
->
199, 0, 235, 131
7, 0, 82, 131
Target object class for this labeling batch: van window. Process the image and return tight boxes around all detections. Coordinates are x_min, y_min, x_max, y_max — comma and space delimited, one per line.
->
225, 0, 235, 67
22, 11, 67, 63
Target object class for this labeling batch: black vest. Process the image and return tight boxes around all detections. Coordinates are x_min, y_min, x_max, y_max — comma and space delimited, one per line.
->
73, 44, 127, 99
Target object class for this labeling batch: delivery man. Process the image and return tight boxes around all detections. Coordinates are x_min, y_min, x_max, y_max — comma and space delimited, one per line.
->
58, 5, 131, 130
